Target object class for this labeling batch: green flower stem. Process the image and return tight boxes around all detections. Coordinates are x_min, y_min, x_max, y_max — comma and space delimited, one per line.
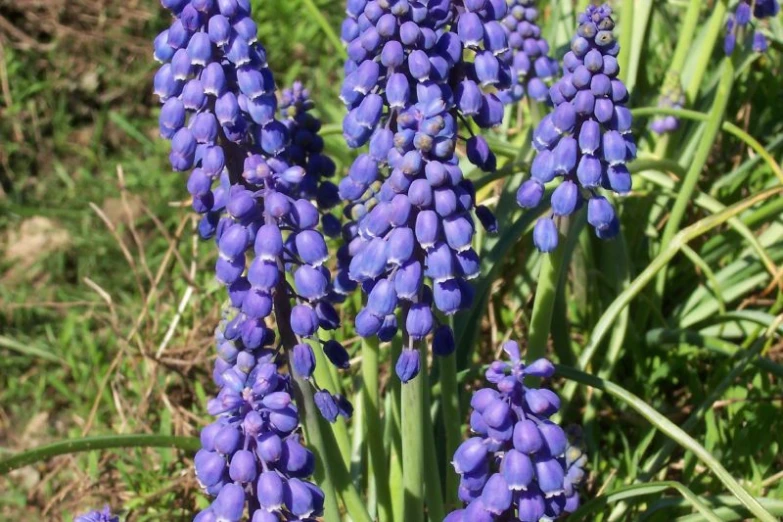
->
439, 350, 461, 510
361, 337, 393, 522
617, 0, 634, 85
402, 338, 426, 522
556, 364, 778, 522
422, 360, 446, 522
561, 186, 783, 405
685, 0, 729, 104
0, 434, 199, 475
654, 57, 735, 302
389, 335, 405, 522
670, 0, 704, 75
525, 223, 569, 364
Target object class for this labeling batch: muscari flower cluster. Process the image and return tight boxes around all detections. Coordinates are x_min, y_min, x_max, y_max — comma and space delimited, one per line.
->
445, 341, 587, 521
337, 0, 510, 382
725, 0, 779, 55
193, 315, 328, 522
499, 0, 558, 104
154, 0, 350, 416
74, 507, 119, 522
516, 4, 635, 252
153, 0, 349, 518
650, 76, 685, 135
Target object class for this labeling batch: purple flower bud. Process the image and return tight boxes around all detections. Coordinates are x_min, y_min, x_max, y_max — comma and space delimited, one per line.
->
535, 457, 565, 494
323, 339, 351, 369
257, 471, 285, 511
514, 419, 544, 454
482, 473, 513, 514
517, 488, 546, 522
433, 324, 456, 356
502, 449, 534, 490
533, 218, 558, 253
516, 179, 544, 208
285, 478, 318, 517
395, 348, 421, 382
466, 136, 496, 172
405, 303, 433, 339
228, 449, 257, 483
195, 449, 227, 487
291, 304, 319, 337
202, 62, 227, 96
452, 437, 488, 474
458, 12, 484, 46
587, 196, 616, 232
395, 260, 423, 299
551, 180, 580, 216
607, 164, 632, 194
314, 390, 339, 422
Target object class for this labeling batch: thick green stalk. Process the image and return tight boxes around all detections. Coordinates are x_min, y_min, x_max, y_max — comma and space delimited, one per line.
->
402, 342, 425, 522
389, 336, 405, 522
654, 58, 734, 301
439, 351, 461, 510
422, 359, 446, 522
0, 434, 199, 475
526, 222, 569, 363
685, 0, 729, 103
361, 337, 393, 522
617, 0, 634, 85
669, 0, 703, 75
556, 365, 778, 522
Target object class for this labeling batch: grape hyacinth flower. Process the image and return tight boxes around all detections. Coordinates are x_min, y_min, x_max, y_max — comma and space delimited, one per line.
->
650, 76, 685, 135
338, 0, 510, 381
445, 341, 587, 521
499, 0, 559, 104
517, 4, 635, 252
194, 315, 326, 521
724, 0, 779, 54
74, 506, 119, 522
154, 0, 349, 422
154, 0, 349, 518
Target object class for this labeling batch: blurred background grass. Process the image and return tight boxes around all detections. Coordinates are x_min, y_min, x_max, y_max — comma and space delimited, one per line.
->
0, 0, 781, 521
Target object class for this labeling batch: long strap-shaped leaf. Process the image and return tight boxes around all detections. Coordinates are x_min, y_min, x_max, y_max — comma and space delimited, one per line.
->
562, 185, 783, 404
556, 365, 777, 522
0, 434, 199, 475
569, 481, 721, 521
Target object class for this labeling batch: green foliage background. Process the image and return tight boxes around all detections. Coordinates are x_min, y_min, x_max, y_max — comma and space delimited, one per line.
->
0, 0, 781, 520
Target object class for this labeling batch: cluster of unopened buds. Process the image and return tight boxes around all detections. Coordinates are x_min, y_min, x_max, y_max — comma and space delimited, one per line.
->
499, 0, 558, 104
446, 341, 587, 521
650, 77, 685, 135
516, 4, 635, 252
337, 0, 511, 381
725, 0, 779, 54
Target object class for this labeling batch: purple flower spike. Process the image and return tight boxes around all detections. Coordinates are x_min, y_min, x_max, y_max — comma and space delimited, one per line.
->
520, 4, 634, 251
499, 0, 559, 104
445, 343, 587, 521
337, 0, 510, 366
154, 0, 355, 515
